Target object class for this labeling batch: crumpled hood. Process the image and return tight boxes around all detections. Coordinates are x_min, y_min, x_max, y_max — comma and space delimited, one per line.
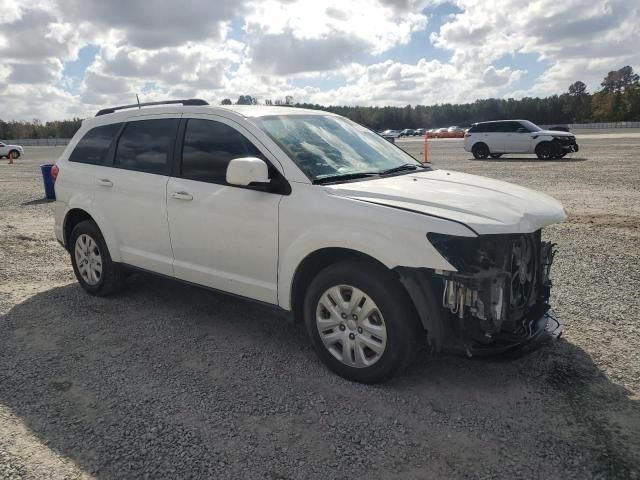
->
325, 169, 566, 234
536, 130, 574, 137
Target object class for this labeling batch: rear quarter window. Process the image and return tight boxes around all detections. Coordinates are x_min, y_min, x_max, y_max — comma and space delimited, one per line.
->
469, 124, 488, 133
68, 123, 122, 165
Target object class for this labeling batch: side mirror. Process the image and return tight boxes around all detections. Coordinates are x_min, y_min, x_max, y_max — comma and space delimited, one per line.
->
226, 157, 270, 186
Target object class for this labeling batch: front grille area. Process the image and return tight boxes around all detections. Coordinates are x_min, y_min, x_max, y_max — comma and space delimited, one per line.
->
433, 231, 555, 337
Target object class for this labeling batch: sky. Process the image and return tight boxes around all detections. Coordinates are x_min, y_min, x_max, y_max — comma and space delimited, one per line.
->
0, 0, 638, 121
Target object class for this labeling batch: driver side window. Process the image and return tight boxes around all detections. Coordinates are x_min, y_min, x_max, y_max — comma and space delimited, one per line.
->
181, 119, 263, 184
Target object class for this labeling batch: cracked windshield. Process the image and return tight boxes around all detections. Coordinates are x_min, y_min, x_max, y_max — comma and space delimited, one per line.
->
257, 115, 421, 181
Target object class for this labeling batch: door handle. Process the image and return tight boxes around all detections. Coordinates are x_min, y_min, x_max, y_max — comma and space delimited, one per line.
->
97, 178, 113, 187
170, 191, 193, 201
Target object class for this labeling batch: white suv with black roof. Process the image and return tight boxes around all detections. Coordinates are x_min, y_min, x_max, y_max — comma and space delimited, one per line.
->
464, 120, 579, 160
53, 99, 566, 383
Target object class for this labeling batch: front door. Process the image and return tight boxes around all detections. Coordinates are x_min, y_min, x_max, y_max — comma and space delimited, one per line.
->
503, 121, 532, 153
166, 116, 282, 303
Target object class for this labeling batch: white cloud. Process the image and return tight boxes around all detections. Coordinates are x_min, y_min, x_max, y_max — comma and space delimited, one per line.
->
431, 0, 640, 95
0, 0, 638, 120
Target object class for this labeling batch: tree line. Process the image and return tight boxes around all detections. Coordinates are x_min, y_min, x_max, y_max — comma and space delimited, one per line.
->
293, 66, 640, 130
1, 66, 638, 140
0, 118, 82, 141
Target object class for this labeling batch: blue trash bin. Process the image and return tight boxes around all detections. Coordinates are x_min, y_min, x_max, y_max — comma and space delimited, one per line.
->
40, 164, 56, 200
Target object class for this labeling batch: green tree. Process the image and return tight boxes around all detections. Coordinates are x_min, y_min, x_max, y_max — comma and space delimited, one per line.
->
568, 81, 587, 96
601, 66, 640, 93
236, 95, 257, 105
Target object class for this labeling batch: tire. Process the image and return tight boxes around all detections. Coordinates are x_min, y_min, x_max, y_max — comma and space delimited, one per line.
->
8, 150, 20, 159
303, 260, 422, 383
472, 143, 490, 159
489, 153, 503, 159
535, 142, 555, 160
70, 220, 126, 296
553, 152, 567, 159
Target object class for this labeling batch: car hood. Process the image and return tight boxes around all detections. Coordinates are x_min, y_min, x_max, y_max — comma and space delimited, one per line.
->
536, 130, 574, 137
325, 169, 566, 235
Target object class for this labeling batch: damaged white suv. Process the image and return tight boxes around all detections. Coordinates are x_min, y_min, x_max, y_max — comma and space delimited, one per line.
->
53, 100, 566, 383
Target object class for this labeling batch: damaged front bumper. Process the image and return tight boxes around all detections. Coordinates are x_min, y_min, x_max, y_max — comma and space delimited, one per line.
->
398, 231, 563, 358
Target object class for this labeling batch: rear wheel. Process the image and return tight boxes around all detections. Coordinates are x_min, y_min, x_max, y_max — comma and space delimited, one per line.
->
70, 220, 126, 296
535, 142, 555, 160
472, 143, 490, 159
489, 153, 503, 159
303, 260, 422, 383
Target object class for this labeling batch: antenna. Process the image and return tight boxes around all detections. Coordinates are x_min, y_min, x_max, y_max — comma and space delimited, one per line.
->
136, 94, 141, 110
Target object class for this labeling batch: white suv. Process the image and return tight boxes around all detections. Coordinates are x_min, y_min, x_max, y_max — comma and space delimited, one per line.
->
53, 99, 566, 383
464, 120, 579, 160
0, 141, 24, 160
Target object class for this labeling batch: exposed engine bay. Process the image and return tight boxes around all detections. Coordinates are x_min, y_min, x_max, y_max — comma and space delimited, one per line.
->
398, 230, 562, 356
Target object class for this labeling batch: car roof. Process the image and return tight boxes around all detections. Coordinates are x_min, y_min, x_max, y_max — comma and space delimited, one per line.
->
473, 119, 527, 125
82, 104, 336, 129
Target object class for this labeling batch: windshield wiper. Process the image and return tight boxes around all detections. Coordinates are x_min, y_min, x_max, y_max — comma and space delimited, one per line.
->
379, 163, 427, 175
313, 172, 380, 184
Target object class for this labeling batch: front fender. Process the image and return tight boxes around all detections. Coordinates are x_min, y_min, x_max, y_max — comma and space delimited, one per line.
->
277, 187, 474, 310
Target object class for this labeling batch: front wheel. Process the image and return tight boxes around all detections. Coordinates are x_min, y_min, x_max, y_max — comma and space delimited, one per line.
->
70, 220, 126, 296
535, 142, 556, 160
8, 150, 20, 159
303, 260, 422, 383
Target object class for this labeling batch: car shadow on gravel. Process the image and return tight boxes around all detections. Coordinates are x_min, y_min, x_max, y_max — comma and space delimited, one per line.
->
1, 276, 639, 479
20, 198, 55, 206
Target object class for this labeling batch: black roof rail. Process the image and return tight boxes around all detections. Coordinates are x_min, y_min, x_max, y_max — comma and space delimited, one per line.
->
95, 98, 209, 117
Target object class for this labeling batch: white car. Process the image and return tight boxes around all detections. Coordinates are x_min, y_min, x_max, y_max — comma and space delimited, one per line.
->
381, 129, 400, 138
53, 99, 565, 383
464, 120, 579, 160
0, 141, 24, 159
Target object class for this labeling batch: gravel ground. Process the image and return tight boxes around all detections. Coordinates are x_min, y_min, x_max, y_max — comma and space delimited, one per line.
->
1, 136, 639, 479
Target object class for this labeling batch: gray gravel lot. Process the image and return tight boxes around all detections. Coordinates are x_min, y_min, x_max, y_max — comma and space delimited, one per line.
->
1, 135, 639, 479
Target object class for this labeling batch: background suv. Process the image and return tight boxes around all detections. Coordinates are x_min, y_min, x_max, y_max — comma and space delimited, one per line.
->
53, 100, 566, 383
464, 120, 579, 160
0, 141, 24, 160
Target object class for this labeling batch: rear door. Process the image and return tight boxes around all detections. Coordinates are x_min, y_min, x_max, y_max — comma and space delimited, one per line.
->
92, 115, 179, 275
166, 115, 283, 303
475, 122, 504, 153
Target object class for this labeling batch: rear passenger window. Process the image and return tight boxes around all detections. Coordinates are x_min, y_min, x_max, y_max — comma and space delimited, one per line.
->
115, 119, 177, 174
492, 122, 512, 132
69, 123, 121, 165
181, 119, 262, 184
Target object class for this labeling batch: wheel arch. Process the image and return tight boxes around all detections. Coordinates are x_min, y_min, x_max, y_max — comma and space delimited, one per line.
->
63, 208, 95, 250
289, 247, 390, 323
